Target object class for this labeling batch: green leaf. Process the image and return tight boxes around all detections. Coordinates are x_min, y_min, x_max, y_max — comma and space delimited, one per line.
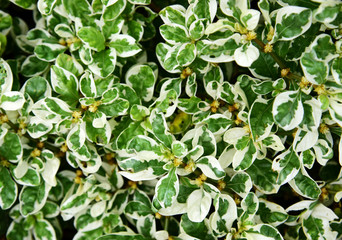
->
160, 5, 186, 26
0, 167, 17, 209
332, 57, 342, 85
61, 192, 91, 215
289, 169, 321, 199
0, 131, 22, 163
171, 141, 188, 157
197, 34, 241, 63
299, 95, 322, 132
89, 47, 117, 78
300, 52, 329, 85
20, 55, 49, 77
33, 219, 56, 240
314, 3, 340, 26
85, 112, 111, 145
127, 135, 162, 158
331, 220, 342, 239
150, 110, 174, 149
156, 43, 181, 73
51, 65, 79, 102
9, 0, 35, 9
102, 17, 124, 40
186, 188, 211, 222
23, 76, 51, 102
283, 23, 320, 61
0, 10, 12, 35
154, 168, 178, 209
210, 193, 237, 235
125, 201, 153, 219
220, 82, 236, 105
80, 71, 97, 98
56, 53, 84, 77
63, 0, 91, 19
12, 166, 41, 186
74, 227, 103, 240
193, 126, 216, 156
196, 156, 225, 180
109, 34, 141, 57
252, 80, 274, 95
114, 83, 141, 107
257, 200, 288, 226
245, 224, 284, 240
79, 46, 93, 65
301, 149, 315, 169
34, 43, 66, 62
67, 125, 85, 151
128, 0, 151, 5
37, 0, 58, 15
41, 201, 60, 218
130, 104, 149, 121
193, 0, 217, 22
123, 20, 144, 41
302, 216, 327, 240
20, 182, 51, 216
160, 78, 182, 97
0, 34, 6, 57
272, 90, 304, 131
176, 43, 196, 67
273, 6, 312, 42
240, 192, 259, 223
119, 158, 167, 181
233, 138, 257, 171
249, 49, 279, 79
185, 72, 197, 97
178, 97, 201, 114
310, 34, 337, 61
203, 114, 232, 135
226, 172, 252, 198
246, 158, 279, 194
77, 26, 105, 52
42, 97, 72, 121
160, 24, 189, 45
329, 99, 342, 126
103, 0, 126, 21
188, 19, 205, 41
136, 215, 154, 238
180, 214, 214, 240
249, 98, 274, 141
272, 148, 300, 185
203, 66, 223, 98
125, 64, 156, 102
313, 139, 333, 166
75, 209, 100, 231
98, 98, 129, 117
115, 121, 145, 149
0, 91, 25, 111
6, 219, 31, 240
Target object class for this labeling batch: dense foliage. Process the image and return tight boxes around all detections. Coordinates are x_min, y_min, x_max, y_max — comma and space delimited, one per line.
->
0, 0, 342, 239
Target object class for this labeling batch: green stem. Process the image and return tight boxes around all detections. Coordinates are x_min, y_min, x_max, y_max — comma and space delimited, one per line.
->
253, 38, 303, 83
164, 216, 169, 231
253, 38, 286, 70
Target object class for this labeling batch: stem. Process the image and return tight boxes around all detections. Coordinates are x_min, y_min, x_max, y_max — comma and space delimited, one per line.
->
253, 38, 303, 83
164, 216, 169, 231
253, 38, 287, 70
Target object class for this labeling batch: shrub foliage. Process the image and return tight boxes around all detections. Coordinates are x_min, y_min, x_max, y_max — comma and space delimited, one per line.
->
0, 0, 342, 239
